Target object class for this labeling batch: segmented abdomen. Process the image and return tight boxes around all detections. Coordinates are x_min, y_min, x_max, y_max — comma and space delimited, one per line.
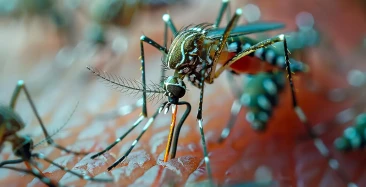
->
239, 71, 286, 130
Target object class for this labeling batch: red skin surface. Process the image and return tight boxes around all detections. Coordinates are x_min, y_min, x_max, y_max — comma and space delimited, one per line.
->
0, 0, 365, 186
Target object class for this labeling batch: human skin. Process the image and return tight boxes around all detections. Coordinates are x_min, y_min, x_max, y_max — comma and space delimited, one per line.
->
0, 0, 365, 186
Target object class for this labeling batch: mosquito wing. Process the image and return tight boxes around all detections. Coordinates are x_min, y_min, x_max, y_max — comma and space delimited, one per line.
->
207, 22, 285, 39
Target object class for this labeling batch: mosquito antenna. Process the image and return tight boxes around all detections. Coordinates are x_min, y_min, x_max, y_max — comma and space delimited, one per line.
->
33, 101, 79, 148
87, 66, 165, 99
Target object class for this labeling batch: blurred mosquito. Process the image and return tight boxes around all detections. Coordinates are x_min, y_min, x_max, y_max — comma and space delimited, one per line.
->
0, 80, 114, 187
86, 0, 186, 45
334, 113, 366, 151
3, 0, 72, 28
87, 0, 310, 184
333, 69, 366, 152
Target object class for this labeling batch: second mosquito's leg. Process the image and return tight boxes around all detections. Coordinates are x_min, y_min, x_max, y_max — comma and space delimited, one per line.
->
0, 166, 58, 187
32, 153, 114, 183
9, 80, 88, 155
24, 161, 44, 177
0, 158, 24, 167
0, 159, 59, 186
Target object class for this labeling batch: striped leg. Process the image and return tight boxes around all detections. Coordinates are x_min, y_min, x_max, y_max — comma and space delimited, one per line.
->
219, 35, 357, 186
107, 104, 164, 171
10, 80, 88, 155
32, 153, 114, 183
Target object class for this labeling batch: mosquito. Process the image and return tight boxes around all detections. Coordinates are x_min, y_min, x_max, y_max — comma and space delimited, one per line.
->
86, 0, 317, 185
333, 69, 366, 152
0, 80, 114, 187
86, 0, 186, 45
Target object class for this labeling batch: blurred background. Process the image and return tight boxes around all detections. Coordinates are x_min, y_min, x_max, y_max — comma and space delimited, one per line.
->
0, 0, 365, 186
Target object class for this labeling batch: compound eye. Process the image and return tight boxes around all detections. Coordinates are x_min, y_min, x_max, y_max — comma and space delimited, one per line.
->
167, 84, 186, 98
164, 76, 186, 98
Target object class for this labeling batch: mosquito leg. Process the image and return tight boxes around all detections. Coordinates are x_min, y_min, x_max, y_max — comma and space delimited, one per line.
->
160, 13, 177, 85
189, 8, 244, 181
0, 159, 59, 186
32, 153, 114, 183
0, 166, 59, 187
162, 14, 178, 37
216, 35, 313, 133
170, 101, 191, 159
139, 35, 168, 117
214, 0, 231, 28
218, 99, 242, 143
160, 16, 168, 86
222, 35, 357, 186
196, 58, 214, 184
9, 80, 88, 155
214, 34, 287, 78
90, 115, 145, 159
281, 38, 358, 187
85, 69, 148, 159
24, 161, 44, 177
89, 36, 167, 159
0, 158, 24, 166
218, 71, 245, 142
208, 9, 242, 83
107, 104, 163, 171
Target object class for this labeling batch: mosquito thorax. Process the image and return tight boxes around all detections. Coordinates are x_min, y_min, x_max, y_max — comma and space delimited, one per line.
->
0, 106, 25, 135
166, 29, 204, 72
163, 76, 186, 101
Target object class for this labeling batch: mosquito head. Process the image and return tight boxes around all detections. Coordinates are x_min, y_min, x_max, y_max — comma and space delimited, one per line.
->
163, 76, 187, 103
13, 136, 33, 159
166, 30, 203, 71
